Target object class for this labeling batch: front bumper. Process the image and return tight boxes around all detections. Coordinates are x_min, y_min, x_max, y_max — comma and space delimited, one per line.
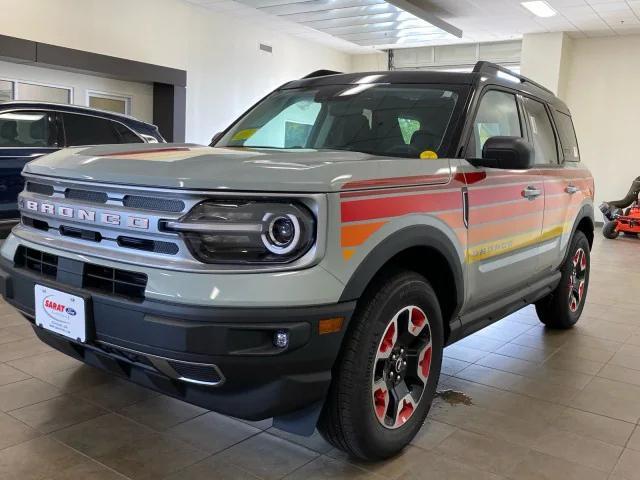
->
0, 257, 355, 421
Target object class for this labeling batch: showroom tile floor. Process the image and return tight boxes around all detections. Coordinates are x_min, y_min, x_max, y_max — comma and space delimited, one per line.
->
1, 231, 640, 479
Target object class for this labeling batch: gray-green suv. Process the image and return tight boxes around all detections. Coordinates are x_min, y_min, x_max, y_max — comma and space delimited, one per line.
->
0, 62, 594, 459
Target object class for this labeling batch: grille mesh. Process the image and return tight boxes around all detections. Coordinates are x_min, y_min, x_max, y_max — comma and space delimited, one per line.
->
65, 188, 108, 204
168, 361, 222, 383
26, 182, 54, 196
123, 195, 185, 212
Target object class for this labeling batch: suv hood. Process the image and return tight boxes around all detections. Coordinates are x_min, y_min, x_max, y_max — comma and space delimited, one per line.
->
24, 144, 452, 192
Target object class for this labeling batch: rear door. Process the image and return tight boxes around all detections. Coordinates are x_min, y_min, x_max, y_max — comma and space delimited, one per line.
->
463, 89, 545, 309
60, 112, 143, 146
0, 110, 59, 222
520, 96, 567, 273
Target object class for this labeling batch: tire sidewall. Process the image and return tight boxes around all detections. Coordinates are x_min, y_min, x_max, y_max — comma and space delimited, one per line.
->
349, 273, 443, 458
560, 232, 591, 324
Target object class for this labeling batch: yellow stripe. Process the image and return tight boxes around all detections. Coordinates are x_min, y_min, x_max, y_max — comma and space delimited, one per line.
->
466, 224, 568, 263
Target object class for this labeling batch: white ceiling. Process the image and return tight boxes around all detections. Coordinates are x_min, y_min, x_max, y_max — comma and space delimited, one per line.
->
185, 0, 640, 53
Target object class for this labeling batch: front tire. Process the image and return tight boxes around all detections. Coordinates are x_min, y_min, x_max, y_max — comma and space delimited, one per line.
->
535, 231, 590, 329
318, 270, 443, 460
603, 221, 619, 239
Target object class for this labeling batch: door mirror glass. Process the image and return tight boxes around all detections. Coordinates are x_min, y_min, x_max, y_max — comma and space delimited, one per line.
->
468, 136, 535, 169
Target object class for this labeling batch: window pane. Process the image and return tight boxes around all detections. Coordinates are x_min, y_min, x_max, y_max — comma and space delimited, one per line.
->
472, 90, 521, 157
89, 95, 128, 115
523, 98, 558, 165
398, 118, 421, 144
243, 99, 321, 148
17, 82, 70, 104
113, 123, 143, 143
553, 111, 580, 162
0, 111, 51, 147
62, 113, 121, 146
0, 80, 13, 102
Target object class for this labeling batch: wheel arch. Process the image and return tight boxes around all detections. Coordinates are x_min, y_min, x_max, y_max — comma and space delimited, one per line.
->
338, 225, 464, 341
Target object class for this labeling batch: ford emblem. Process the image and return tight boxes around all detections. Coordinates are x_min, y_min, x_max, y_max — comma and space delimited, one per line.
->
65, 307, 77, 316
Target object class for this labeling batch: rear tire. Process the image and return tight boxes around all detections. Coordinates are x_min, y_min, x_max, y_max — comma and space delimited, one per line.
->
535, 231, 590, 329
317, 270, 443, 460
603, 221, 619, 239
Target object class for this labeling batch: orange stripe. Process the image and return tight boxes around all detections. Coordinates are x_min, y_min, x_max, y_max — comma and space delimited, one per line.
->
341, 221, 386, 247
469, 215, 543, 243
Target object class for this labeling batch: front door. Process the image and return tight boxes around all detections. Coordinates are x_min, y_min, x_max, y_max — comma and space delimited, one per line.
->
463, 89, 544, 309
0, 110, 58, 223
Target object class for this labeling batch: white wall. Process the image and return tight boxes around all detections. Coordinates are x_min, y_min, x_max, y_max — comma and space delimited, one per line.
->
562, 35, 640, 207
521, 32, 571, 95
0, 60, 154, 122
0, 0, 352, 144
351, 53, 389, 72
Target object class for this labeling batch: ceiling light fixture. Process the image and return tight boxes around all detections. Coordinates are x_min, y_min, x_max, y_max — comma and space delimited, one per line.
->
521, 1, 557, 18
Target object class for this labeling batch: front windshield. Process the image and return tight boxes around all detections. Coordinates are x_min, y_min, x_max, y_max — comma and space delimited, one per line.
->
216, 84, 465, 159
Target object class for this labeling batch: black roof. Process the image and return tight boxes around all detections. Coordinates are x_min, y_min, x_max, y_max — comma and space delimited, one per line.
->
0, 101, 157, 129
287, 61, 569, 114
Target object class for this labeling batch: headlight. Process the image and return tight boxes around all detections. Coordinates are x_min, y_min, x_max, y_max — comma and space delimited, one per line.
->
163, 200, 316, 264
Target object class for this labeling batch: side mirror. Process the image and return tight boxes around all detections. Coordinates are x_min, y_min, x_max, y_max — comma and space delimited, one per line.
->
469, 136, 535, 170
209, 132, 223, 147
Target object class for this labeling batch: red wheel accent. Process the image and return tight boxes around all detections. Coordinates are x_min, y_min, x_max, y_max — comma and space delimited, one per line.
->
380, 322, 396, 354
409, 307, 426, 335
373, 386, 389, 420
419, 345, 432, 380
394, 398, 415, 427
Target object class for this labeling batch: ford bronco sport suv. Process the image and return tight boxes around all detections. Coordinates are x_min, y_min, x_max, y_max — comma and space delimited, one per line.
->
0, 62, 594, 460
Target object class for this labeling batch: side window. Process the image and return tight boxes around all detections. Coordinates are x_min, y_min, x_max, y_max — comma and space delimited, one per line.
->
62, 113, 121, 146
0, 111, 53, 147
398, 117, 421, 144
243, 100, 321, 149
553, 111, 580, 162
470, 90, 522, 157
113, 123, 143, 143
522, 98, 558, 165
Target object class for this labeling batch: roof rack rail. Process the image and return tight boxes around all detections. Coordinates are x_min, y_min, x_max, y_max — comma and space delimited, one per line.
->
472, 61, 554, 95
302, 70, 342, 79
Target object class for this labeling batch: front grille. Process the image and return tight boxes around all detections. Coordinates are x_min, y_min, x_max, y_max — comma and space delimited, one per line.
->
123, 195, 185, 213
117, 236, 179, 255
65, 188, 108, 204
14, 247, 147, 300
84, 264, 147, 300
15, 247, 57, 278
26, 182, 54, 196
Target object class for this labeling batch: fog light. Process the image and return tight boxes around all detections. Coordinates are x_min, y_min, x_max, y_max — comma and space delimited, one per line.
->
273, 329, 289, 348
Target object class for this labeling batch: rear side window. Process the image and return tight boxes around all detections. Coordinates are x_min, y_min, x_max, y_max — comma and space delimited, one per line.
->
62, 113, 122, 146
553, 111, 580, 162
0, 111, 53, 147
470, 90, 522, 157
522, 97, 558, 165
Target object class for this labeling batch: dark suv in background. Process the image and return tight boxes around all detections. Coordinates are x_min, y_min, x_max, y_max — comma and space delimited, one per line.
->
0, 102, 165, 232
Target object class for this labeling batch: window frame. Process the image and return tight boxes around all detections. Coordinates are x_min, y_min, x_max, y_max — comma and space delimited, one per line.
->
86, 90, 133, 116
462, 85, 527, 159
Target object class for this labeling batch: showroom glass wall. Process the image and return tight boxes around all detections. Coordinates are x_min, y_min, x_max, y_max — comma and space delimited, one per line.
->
390, 40, 522, 73
0, 77, 133, 115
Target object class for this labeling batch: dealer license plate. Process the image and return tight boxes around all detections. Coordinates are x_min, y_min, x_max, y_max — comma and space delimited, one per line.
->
34, 284, 86, 342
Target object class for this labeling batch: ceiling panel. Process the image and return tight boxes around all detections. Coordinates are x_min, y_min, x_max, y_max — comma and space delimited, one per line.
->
184, 0, 640, 53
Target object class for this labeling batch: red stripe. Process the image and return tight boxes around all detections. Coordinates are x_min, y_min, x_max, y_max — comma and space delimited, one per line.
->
341, 174, 450, 190
341, 191, 461, 222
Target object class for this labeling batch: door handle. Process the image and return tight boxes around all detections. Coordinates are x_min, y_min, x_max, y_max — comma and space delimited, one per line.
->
565, 185, 579, 194
522, 185, 542, 200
